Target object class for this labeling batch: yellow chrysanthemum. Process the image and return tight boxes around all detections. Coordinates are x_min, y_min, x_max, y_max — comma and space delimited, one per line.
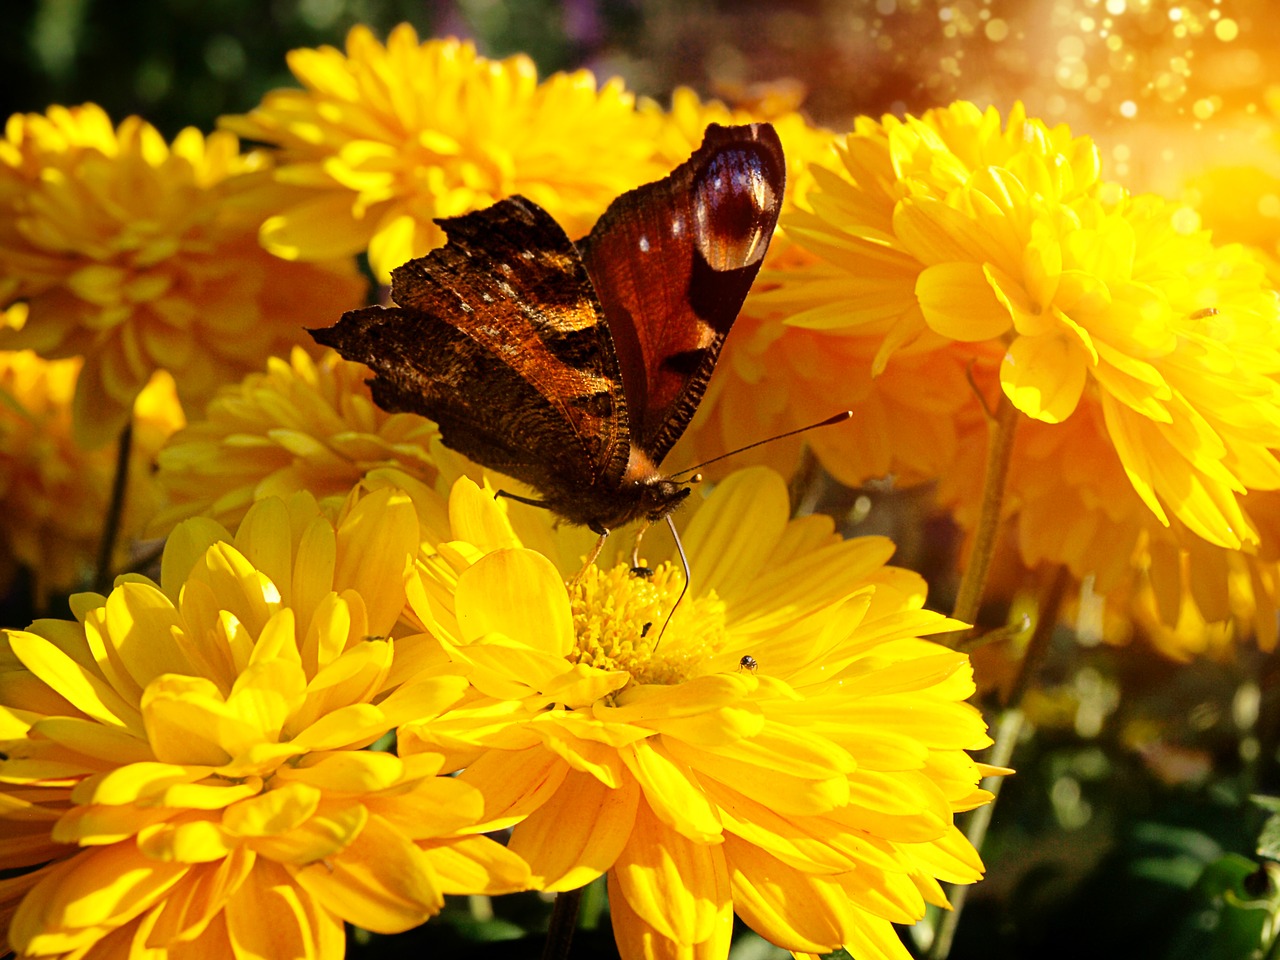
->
0, 103, 366, 447
757, 101, 1280, 604
0, 487, 529, 958
1118, 490, 1280, 660
0, 338, 182, 602
398, 467, 997, 960
221, 24, 662, 281
151, 347, 440, 536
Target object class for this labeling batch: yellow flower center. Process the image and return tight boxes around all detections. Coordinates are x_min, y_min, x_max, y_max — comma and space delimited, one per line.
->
567, 561, 727, 685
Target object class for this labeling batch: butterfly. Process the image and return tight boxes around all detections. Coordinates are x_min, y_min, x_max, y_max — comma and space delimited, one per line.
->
311, 122, 785, 551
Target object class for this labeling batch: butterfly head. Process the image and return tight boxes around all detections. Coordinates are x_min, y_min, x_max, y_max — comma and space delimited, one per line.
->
638, 476, 693, 524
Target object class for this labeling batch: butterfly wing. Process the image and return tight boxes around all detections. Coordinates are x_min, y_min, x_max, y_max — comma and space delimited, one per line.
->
576, 122, 785, 466
311, 196, 631, 499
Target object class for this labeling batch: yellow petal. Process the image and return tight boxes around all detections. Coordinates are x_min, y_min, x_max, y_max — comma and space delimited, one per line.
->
277, 750, 404, 793
334, 488, 418, 637
455, 747, 570, 831
622, 738, 723, 843
224, 858, 345, 959
139, 676, 237, 766
446, 477, 523, 553
8, 844, 188, 955
454, 549, 573, 655
292, 813, 443, 933
7, 631, 142, 734
681, 467, 787, 599
509, 768, 639, 890
252, 804, 369, 865
665, 737, 849, 816
223, 781, 321, 838
160, 518, 232, 602
102, 583, 192, 690
146, 848, 255, 946
723, 834, 857, 954
136, 816, 234, 863
612, 801, 730, 944
609, 866, 733, 959
1000, 331, 1088, 423
419, 834, 533, 895
916, 261, 1011, 342
259, 192, 371, 261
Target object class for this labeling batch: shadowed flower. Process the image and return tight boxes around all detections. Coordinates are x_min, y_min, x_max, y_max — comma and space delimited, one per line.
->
0, 333, 183, 603
756, 101, 1280, 625
0, 103, 366, 447
221, 24, 662, 281
399, 467, 998, 960
151, 347, 440, 537
0, 488, 529, 958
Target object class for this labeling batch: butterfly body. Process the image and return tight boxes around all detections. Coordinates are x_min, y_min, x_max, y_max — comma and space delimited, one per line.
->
312, 123, 785, 536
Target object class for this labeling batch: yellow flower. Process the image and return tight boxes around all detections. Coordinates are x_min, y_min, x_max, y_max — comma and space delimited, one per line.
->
221, 24, 662, 281
757, 101, 1280, 600
0, 103, 366, 447
0, 488, 529, 958
151, 347, 440, 536
1119, 493, 1280, 661
399, 467, 997, 960
0, 335, 183, 603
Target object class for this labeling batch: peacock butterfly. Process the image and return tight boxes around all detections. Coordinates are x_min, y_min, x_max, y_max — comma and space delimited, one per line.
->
311, 122, 785, 541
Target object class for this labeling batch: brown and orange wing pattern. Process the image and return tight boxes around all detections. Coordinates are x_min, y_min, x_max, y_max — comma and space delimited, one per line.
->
312, 196, 631, 497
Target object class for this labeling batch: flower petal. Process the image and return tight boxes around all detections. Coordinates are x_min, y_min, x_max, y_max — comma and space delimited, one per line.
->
612, 801, 731, 945
916, 261, 1011, 342
509, 768, 639, 890
292, 813, 443, 933
455, 549, 573, 655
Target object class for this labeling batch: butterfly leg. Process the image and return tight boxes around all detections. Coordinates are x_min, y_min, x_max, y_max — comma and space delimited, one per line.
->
630, 521, 652, 569
494, 489, 551, 511
573, 529, 611, 584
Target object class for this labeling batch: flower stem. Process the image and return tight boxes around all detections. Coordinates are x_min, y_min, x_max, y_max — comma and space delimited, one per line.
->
541, 888, 584, 960
929, 564, 1070, 959
951, 390, 1020, 626
93, 421, 133, 594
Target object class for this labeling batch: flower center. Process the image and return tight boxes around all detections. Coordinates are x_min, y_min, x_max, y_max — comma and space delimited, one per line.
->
566, 561, 727, 685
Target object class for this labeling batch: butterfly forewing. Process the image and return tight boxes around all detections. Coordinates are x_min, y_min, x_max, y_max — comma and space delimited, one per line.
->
311, 123, 785, 535
311, 196, 631, 496
576, 122, 785, 465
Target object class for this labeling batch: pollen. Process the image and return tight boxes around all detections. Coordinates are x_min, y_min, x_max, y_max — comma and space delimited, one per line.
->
566, 561, 727, 685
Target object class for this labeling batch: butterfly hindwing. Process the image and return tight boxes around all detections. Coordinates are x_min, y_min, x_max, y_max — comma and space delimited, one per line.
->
312, 196, 631, 497
312, 123, 785, 534
576, 122, 785, 465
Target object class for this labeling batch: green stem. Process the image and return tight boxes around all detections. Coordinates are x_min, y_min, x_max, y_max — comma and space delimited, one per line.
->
950, 391, 1020, 626
93, 421, 133, 594
540, 887, 583, 960
929, 565, 1070, 959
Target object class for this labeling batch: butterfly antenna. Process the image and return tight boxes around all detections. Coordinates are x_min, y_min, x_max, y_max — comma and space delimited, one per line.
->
652, 514, 691, 652
669, 410, 852, 479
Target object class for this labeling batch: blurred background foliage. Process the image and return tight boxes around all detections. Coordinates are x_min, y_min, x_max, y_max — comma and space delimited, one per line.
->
11, 0, 1275, 137
6, 0, 1280, 957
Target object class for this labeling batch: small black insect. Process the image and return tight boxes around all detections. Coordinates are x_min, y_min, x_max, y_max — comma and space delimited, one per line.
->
739, 655, 758, 674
